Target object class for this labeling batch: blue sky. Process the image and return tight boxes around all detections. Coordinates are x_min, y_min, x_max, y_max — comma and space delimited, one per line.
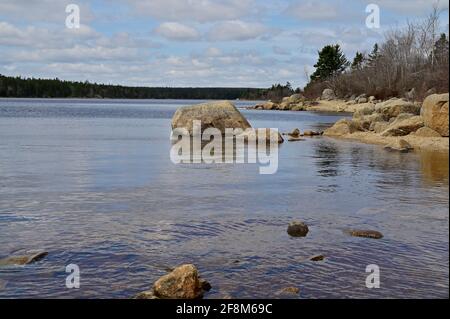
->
0, 0, 448, 88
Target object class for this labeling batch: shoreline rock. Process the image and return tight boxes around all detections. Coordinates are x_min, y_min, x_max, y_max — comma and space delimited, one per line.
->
345, 229, 383, 239
0, 250, 48, 267
136, 264, 210, 300
287, 221, 309, 237
323, 95, 449, 153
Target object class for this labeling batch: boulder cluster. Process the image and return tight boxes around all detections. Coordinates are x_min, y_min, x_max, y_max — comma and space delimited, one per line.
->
252, 94, 318, 112
324, 94, 449, 151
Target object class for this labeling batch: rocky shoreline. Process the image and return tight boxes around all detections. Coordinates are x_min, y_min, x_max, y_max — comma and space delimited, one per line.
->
249, 91, 449, 153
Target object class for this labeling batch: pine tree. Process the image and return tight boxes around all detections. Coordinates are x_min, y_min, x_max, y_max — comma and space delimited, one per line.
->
351, 51, 365, 70
310, 44, 349, 82
367, 43, 380, 67
434, 33, 449, 65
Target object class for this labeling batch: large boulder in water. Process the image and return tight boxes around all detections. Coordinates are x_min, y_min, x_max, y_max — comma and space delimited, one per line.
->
421, 93, 449, 137
171, 101, 252, 135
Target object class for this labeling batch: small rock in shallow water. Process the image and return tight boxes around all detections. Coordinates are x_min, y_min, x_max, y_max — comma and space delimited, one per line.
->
288, 137, 305, 142
309, 255, 325, 262
303, 130, 320, 136
288, 128, 301, 137
278, 287, 300, 295
0, 250, 48, 267
137, 264, 210, 300
345, 229, 383, 239
199, 278, 212, 292
287, 221, 309, 237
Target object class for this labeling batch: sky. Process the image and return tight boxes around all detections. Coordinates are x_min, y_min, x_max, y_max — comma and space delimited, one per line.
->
0, 0, 449, 88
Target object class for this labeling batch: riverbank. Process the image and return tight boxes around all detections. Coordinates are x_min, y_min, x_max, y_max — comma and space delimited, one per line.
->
250, 92, 449, 153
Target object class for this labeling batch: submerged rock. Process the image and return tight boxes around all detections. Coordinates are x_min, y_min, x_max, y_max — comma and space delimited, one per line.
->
288, 137, 305, 142
287, 221, 309, 237
278, 287, 300, 295
0, 250, 48, 267
345, 229, 383, 239
309, 255, 326, 262
384, 139, 414, 153
171, 101, 252, 135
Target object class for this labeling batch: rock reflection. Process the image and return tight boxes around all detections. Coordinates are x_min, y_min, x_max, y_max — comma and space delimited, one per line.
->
313, 141, 341, 177
419, 151, 449, 185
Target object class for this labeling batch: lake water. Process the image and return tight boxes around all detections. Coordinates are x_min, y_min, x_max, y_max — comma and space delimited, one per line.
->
0, 99, 448, 299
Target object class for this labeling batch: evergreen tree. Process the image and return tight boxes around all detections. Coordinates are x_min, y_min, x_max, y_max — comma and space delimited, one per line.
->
434, 33, 449, 64
367, 43, 380, 67
351, 51, 365, 70
310, 44, 349, 82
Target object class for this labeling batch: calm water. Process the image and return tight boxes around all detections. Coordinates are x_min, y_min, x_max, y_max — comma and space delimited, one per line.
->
0, 98, 448, 299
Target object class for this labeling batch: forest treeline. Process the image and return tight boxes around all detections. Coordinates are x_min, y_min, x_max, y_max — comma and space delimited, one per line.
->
0, 74, 295, 101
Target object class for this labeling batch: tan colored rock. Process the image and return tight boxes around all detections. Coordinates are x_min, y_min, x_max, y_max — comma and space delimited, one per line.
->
353, 105, 376, 118
171, 101, 252, 135
0, 250, 48, 267
372, 121, 389, 134
263, 102, 277, 110
421, 93, 449, 137
381, 116, 424, 137
322, 88, 336, 100
278, 287, 300, 295
289, 128, 300, 137
288, 94, 304, 104
240, 128, 284, 144
375, 99, 420, 120
153, 264, 204, 299
303, 130, 320, 136
414, 127, 442, 138
324, 119, 362, 137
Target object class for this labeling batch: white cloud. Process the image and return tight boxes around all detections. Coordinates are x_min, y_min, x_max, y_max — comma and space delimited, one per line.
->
126, 0, 256, 22
286, 1, 340, 20
154, 22, 201, 41
207, 21, 269, 41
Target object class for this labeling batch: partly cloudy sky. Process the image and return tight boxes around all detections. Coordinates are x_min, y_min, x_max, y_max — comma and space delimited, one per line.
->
0, 0, 448, 88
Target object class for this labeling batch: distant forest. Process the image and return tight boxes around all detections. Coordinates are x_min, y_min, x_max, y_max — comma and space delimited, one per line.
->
0, 74, 295, 101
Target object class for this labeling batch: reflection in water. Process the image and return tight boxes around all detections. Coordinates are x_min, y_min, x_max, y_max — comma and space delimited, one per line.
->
0, 99, 448, 299
313, 141, 341, 178
420, 151, 450, 185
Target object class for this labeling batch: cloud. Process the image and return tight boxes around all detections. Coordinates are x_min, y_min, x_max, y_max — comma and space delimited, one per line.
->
207, 21, 270, 41
362, 0, 449, 15
126, 0, 256, 22
285, 1, 340, 20
154, 22, 201, 41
